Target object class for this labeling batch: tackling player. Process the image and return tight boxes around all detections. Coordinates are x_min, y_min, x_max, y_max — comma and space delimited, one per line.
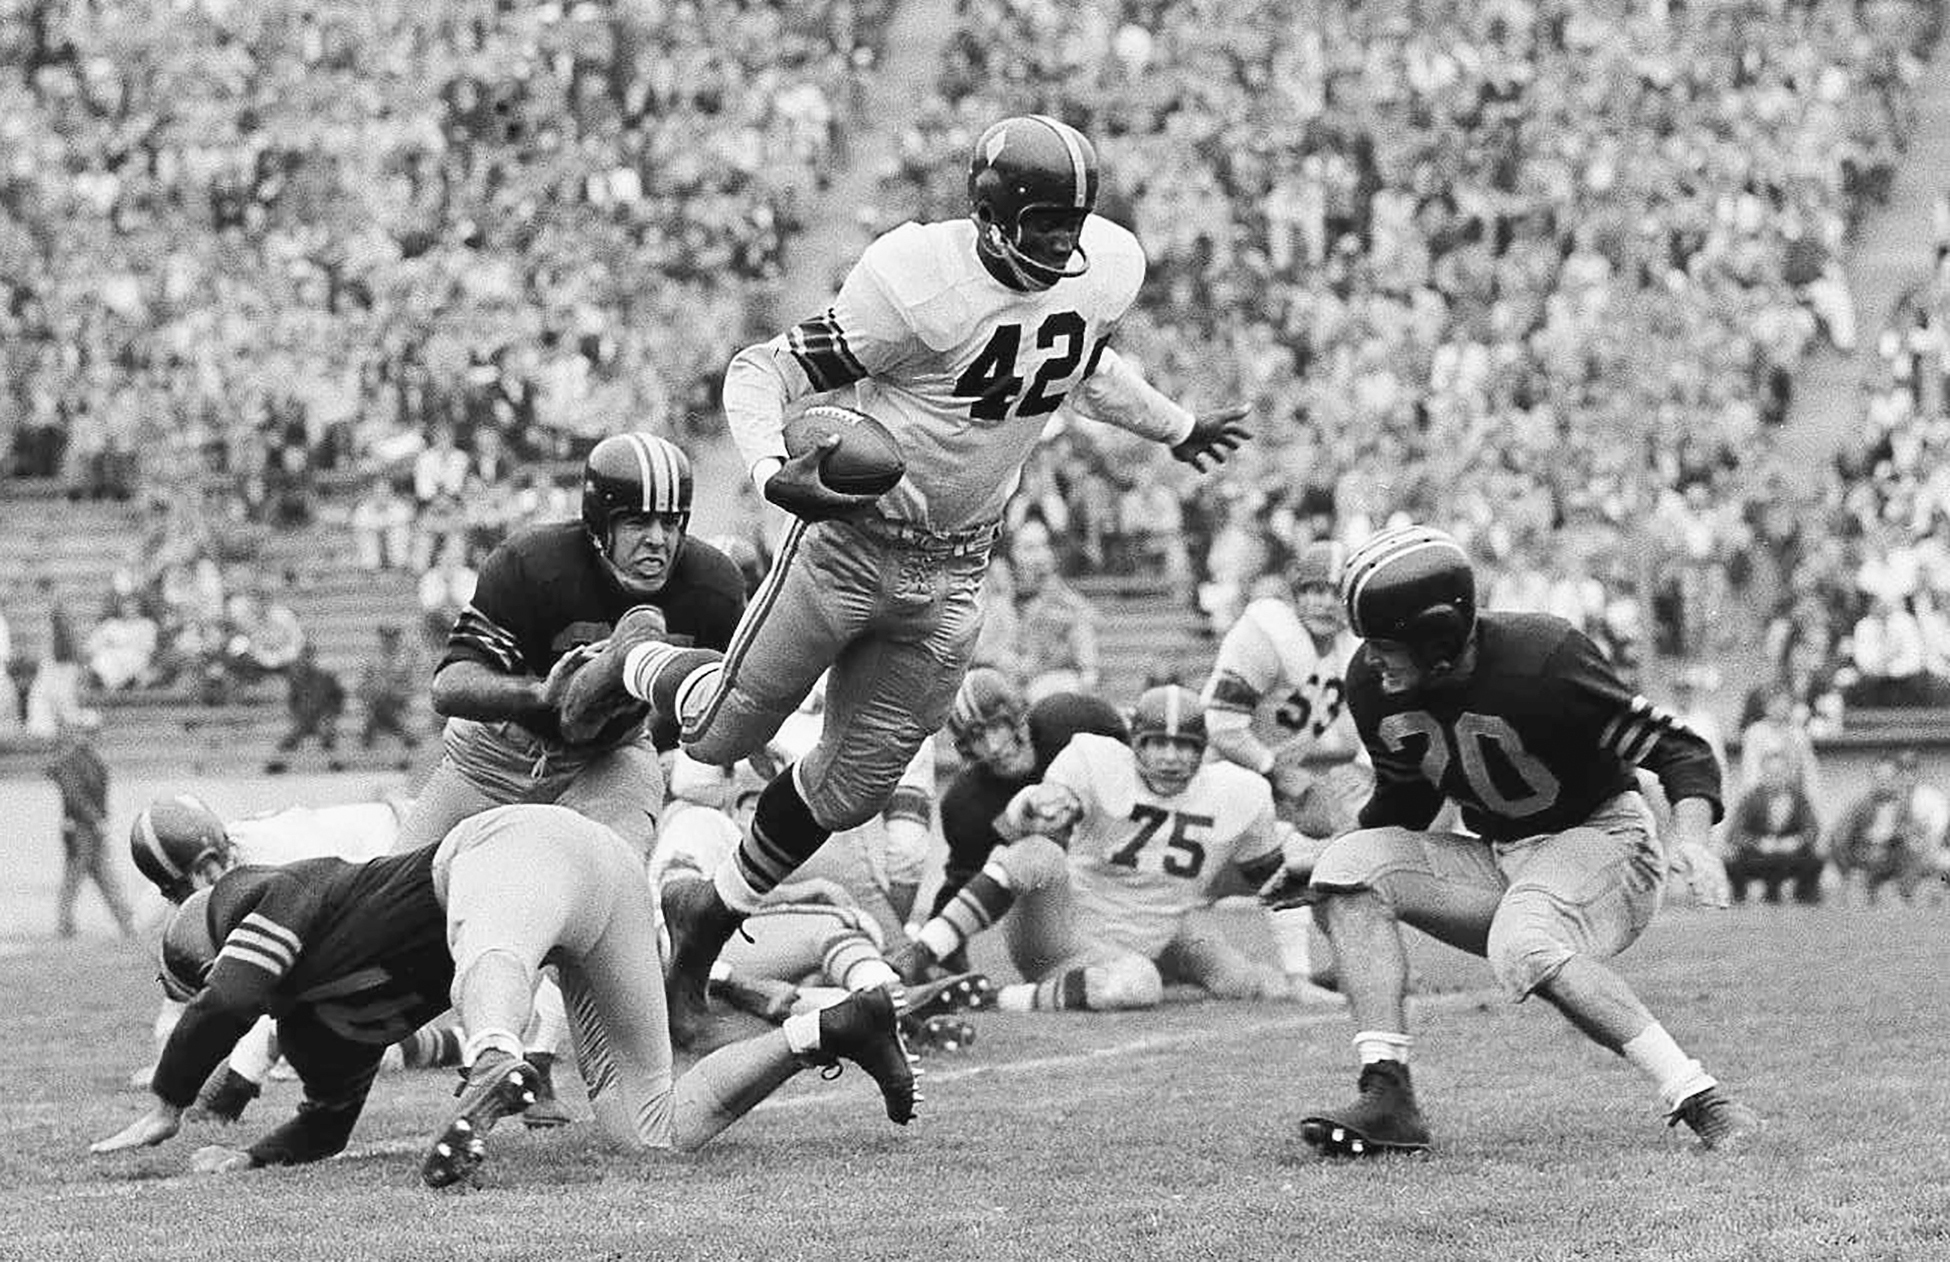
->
1295, 524, 1761, 1157
90, 804, 918, 1184
561, 116, 1252, 1048
893, 686, 1313, 1012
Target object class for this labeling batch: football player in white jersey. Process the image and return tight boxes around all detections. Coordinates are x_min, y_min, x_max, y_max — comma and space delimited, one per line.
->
890, 686, 1314, 1012
561, 115, 1254, 1048
125, 794, 467, 1119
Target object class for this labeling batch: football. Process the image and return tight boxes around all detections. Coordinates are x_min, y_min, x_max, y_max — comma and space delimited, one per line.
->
782, 404, 907, 496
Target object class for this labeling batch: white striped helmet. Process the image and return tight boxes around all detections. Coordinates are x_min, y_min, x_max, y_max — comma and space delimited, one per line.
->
968, 115, 1097, 290
158, 887, 217, 1001
1340, 525, 1477, 667
1130, 684, 1206, 795
581, 432, 694, 551
130, 794, 233, 904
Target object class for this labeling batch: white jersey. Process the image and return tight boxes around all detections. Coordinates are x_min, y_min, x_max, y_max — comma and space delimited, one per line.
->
227, 801, 404, 867
1202, 597, 1363, 764
650, 800, 742, 892
1044, 734, 1282, 957
725, 216, 1184, 532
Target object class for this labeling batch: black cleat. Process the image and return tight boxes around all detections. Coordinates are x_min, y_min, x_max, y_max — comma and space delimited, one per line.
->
900, 1012, 977, 1056
808, 985, 920, 1124
900, 971, 996, 1019
1299, 1060, 1432, 1157
520, 1053, 573, 1130
557, 605, 668, 743
661, 878, 747, 1052
1668, 1085, 1762, 1151
421, 1051, 540, 1188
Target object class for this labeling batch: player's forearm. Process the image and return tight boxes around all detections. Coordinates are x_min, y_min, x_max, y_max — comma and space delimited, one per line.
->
1068, 347, 1195, 445
723, 339, 806, 492
428, 659, 548, 723
1208, 721, 1276, 777
152, 1004, 261, 1107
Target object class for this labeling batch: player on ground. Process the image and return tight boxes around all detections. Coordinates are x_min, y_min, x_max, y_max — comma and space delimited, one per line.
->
1200, 540, 1365, 989
893, 686, 1312, 1012
90, 804, 917, 1184
561, 116, 1252, 1048
1296, 524, 1761, 1157
125, 793, 463, 1119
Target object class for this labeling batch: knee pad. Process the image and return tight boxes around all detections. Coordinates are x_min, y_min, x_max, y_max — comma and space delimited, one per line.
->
1486, 891, 1576, 1002
1086, 956, 1164, 1010
996, 836, 1069, 892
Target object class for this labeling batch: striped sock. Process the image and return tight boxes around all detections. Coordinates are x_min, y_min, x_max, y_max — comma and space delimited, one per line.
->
916, 866, 1016, 961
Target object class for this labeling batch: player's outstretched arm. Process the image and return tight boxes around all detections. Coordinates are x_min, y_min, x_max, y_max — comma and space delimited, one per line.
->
1170, 404, 1253, 472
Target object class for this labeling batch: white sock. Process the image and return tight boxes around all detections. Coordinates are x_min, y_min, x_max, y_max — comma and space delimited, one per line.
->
712, 858, 765, 916
1268, 906, 1313, 978
916, 919, 961, 961
1622, 1022, 1715, 1112
621, 641, 677, 702
1353, 1029, 1413, 1065
781, 1010, 821, 1057
844, 959, 901, 991
996, 983, 1038, 1013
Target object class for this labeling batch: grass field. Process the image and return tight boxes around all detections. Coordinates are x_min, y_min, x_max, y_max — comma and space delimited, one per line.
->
9, 876, 1949, 1262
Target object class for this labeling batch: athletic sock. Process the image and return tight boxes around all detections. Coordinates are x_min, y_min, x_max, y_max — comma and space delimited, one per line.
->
1622, 1022, 1716, 1112
1353, 1029, 1413, 1066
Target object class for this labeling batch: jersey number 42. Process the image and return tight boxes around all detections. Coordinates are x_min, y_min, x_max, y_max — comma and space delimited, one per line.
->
953, 312, 1109, 422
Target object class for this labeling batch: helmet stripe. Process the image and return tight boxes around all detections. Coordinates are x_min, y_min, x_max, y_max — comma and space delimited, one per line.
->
621, 434, 657, 513
135, 809, 185, 881
1030, 114, 1090, 209
1345, 532, 1469, 637
647, 437, 680, 513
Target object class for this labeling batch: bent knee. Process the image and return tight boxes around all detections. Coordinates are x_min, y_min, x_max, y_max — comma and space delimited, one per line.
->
1308, 826, 1422, 894
996, 836, 1070, 891
1485, 916, 1574, 1001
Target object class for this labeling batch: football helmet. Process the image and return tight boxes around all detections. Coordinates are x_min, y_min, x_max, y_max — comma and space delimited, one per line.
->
1341, 525, 1476, 673
130, 794, 233, 904
968, 115, 1097, 291
947, 668, 1033, 775
1130, 684, 1206, 797
581, 432, 693, 596
158, 887, 218, 1002
1292, 540, 1348, 637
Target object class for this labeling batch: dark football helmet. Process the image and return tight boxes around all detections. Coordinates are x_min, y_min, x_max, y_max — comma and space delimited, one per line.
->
968, 115, 1098, 291
1341, 525, 1477, 671
1130, 684, 1206, 797
158, 886, 218, 1002
130, 794, 233, 904
947, 667, 1033, 775
582, 432, 693, 596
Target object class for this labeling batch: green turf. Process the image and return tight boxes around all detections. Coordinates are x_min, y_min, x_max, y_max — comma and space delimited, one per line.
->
10, 898, 1944, 1262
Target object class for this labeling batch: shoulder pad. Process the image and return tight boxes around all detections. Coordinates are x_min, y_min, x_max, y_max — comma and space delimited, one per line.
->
1079, 216, 1145, 317
858, 221, 975, 351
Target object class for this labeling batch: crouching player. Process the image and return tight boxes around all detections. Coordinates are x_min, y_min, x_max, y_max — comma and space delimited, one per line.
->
1295, 525, 1760, 1157
893, 685, 1318, 1012
91, 804, 918, 1185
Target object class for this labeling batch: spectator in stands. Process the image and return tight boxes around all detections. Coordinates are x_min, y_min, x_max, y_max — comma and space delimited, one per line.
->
1117, 464, 1192, 599
350, 478, 416, 573
417, 536, 478, 654
265, 643, 346, 775
1738, 689, 1822, 807
46, 718, 134, 939
25, 580, 98, 739
213, 586, 305, 698
1828, 752, 1948, 906
0, 603, 18, 735
83, 594, 159, 693
412, 426, 471, 572
1723, 750, 1825, 907
355, 624, 421, 770
1008, 517, 1100, 703
1848, 593, 1941, 707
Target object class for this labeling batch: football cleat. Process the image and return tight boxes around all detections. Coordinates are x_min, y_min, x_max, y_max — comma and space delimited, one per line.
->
886, 939, 942, 988
900, 970, 997, 1019
420, 1051, 540, 1189
555, 605, 668, 744
806, 985, 921, 1125
1667, 1085, 1763, 1151
661, 878, 749, 1053
901, 1012, 977, 1056
519, 1054, 573, 1130
1299, 1060, 1432, 1157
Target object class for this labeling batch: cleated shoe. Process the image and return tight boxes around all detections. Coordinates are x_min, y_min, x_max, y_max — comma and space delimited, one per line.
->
421, 1051, 540, 1188
556, 605, 668, 743
901, 1012, 977, 1056
900, 971, 996, 1019
1298, 1060, 1432, 1157
807, 985, 920, 1124
1668, 1085, 1763, 1151
519, 1053, 574, 1130
661, 878, 747, 1052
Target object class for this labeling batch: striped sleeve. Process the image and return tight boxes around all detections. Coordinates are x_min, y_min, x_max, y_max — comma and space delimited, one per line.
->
445, 603, 524, 672
1558, 631, 1724, 821
786, 309, 869, 393
1202, 603, 1284, 717
440, 543, 530, 673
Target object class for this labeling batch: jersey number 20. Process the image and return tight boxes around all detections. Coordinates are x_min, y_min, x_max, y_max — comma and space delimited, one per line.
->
953, 312, 1108, 421
1377, 710, 1563, 817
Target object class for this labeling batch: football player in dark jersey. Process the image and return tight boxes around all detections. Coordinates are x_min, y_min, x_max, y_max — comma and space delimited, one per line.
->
1295, 525, 1760, 1158
393, 432, 747, 860
91, 807, 917, 1183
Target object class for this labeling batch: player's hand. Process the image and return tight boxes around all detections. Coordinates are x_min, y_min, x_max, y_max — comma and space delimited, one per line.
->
1267, 751, 1315, 806
91, 1100, 184, 1153
1673, 839, 1731, 909
1017, 784, 1082, 837
1169, 404, 1252, 472
763, 437, 885, 523
190, 1144, 256, 1175
540, 643, 604, 711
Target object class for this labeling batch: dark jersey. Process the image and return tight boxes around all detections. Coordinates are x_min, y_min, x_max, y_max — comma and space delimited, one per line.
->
153, 846, 451, 1109
933, 691, 1129, 911
1350, 611, 1723, 843
442, 521, 746, 744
